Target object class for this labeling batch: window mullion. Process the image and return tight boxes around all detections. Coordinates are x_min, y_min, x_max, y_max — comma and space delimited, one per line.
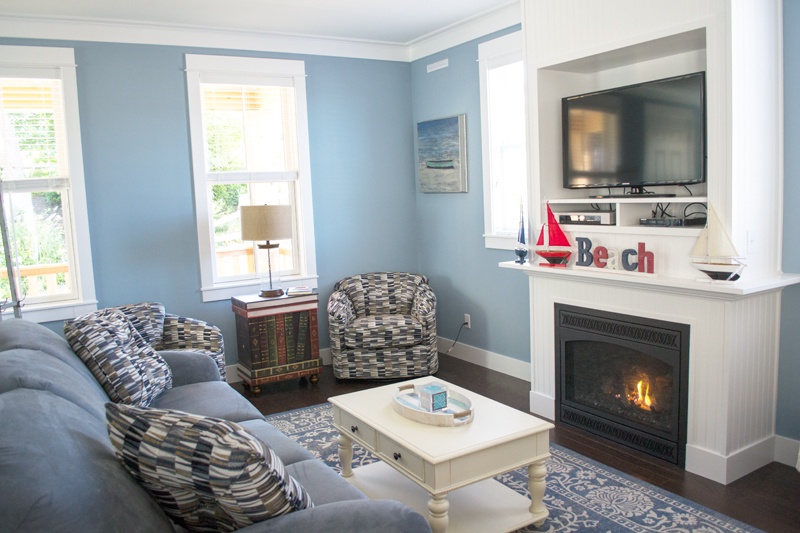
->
205, 171, 298, 183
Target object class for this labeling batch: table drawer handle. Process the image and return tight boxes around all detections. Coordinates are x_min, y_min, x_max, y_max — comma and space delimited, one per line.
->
393, 452, 402, 461
350, 425, 358, 433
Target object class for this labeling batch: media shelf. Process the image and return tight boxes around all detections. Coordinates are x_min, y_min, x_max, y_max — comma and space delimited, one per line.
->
546, 197, 707, 236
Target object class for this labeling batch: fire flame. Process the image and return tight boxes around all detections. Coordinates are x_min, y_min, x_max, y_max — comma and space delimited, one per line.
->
636, 380, 652, 409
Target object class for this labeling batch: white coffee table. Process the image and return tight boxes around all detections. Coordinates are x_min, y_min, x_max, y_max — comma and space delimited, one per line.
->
329, 377, 554, 533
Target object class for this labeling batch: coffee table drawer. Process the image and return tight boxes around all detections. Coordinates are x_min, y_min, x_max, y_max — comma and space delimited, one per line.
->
378, 434, 424, 480
338, 410, 376, 448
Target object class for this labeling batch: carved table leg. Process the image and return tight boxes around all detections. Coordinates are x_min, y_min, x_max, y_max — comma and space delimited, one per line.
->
337, 433, 354, 478
309, 373, 319, 384
528, 458, 548, 526
427, 493, 449, 533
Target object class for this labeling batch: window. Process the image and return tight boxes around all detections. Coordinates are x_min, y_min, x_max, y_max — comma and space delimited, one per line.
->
479, 32, 528, 249
185, 55, 317, 301
0, 46, 96, 321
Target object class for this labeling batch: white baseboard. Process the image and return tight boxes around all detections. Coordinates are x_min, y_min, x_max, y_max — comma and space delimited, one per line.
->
529, 390, 555, 421
226, 364, 240, 383
686, 435, 791, 485
436, 337, 530, 382
775, 434, 800, 470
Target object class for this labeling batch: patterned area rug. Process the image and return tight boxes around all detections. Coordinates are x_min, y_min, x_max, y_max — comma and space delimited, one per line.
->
265, 403, 762, 533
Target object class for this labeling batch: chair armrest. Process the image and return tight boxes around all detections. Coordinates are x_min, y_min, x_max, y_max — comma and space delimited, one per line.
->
160, 314, 223, 352
158, 349, 221, 385
160, 314, 227, 380
327, 291, 356, 327
412, 283, 437, 327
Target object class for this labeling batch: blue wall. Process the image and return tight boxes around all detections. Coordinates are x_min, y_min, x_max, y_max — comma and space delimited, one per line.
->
410, 27, 531, 362
778, 1, 800, 440
0, 38, 417, 354
3, 5, 798, 440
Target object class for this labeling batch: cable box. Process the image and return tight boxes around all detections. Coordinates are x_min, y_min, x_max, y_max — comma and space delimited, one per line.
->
638, 217, 707, 227
558, 212, 615, 225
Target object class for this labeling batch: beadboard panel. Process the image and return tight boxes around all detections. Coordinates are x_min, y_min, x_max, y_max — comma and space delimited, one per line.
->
525, 273, 782, 484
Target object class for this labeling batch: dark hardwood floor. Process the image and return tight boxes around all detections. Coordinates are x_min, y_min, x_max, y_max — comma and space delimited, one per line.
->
234, 354, 800, 533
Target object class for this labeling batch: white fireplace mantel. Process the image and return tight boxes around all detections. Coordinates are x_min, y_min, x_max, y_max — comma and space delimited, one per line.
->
501, 260, 799, 484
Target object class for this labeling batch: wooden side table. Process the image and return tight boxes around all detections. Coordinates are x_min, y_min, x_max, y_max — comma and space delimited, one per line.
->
232, 292, 321, 395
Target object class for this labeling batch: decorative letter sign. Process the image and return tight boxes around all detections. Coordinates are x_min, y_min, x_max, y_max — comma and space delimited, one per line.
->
573, 237, 655, 274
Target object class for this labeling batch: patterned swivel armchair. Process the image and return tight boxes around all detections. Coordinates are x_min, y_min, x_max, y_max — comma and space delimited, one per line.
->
328, 272, 438, 379
113, 302, 227, 380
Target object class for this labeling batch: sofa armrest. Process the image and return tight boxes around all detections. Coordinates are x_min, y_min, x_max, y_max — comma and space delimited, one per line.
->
158, 349, 221, 386
235, 499, 431, 533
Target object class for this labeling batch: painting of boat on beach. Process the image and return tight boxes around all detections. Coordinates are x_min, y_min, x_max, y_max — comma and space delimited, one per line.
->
416, 114, 467, 193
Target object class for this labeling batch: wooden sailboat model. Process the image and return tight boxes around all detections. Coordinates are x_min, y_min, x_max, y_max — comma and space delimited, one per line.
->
535, 203, 572, 267
690, 205, 745, 281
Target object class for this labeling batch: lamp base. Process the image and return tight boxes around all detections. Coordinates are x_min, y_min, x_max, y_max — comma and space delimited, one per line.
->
259, 288, 285, 298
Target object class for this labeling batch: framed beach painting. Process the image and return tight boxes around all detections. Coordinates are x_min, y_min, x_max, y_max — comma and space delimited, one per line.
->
416, 114, 467, 193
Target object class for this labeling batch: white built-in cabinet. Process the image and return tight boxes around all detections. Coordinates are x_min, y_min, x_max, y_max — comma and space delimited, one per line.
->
522, 0, 785, 283
503, 0, 800, 485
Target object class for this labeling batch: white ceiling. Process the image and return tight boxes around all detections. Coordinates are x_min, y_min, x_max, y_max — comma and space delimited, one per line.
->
0, 0, 517, 46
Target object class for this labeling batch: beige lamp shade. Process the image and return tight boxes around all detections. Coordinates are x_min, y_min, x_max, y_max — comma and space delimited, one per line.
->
240, 205, 293, 242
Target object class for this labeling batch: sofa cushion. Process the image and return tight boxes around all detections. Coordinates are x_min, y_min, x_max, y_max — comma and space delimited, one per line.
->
115, 301, 166, 346
345, 314, 422, 349
64, 309, 172, 407
238, 419, 317, 466
151, 380, 263, 422
0, 318, 109, 399
0, 349, 107, 420
0, 389, 174, 532
106, 404, 313, 532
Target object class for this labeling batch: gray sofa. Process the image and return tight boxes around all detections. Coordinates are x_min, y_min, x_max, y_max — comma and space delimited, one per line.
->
0, 318, 431, 533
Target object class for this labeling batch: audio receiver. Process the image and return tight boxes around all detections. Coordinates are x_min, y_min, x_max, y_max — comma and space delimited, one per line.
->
558, 212, 615, 225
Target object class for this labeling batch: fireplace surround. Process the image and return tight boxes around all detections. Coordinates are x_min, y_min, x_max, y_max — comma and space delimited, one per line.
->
555, 304, 689, 466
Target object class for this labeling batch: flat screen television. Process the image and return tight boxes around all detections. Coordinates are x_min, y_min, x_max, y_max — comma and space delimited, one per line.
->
562, 72, 706, 196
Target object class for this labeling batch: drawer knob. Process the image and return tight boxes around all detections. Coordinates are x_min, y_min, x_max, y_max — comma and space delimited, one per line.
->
350, 425, 358, 433
393, 452, 402, 461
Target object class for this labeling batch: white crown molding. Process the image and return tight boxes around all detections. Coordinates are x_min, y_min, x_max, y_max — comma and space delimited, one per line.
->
0, 16, 410, 61
408, 2, 521, 61
0, 3, 520, 63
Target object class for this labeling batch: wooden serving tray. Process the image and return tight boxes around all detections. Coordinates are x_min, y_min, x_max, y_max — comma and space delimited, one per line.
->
391, 382, 474, 426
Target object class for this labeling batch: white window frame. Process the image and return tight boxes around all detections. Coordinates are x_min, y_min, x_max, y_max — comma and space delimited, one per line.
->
0, 45, 96, 322
185, 54, 317, 302
479, 31, 528, 250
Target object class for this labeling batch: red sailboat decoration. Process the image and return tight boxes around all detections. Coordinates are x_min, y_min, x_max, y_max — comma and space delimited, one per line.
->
535, 203, 572, 267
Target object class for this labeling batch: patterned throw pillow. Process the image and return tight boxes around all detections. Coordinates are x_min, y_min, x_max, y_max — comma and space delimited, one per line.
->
64, 308, 172, 406
105, 404, 313, 532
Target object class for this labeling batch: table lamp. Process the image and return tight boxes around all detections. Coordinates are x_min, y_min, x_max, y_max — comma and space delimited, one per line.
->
240, 205, 292, 298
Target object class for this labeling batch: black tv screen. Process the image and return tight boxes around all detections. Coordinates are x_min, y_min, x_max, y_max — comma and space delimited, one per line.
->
562, 72, 706, 192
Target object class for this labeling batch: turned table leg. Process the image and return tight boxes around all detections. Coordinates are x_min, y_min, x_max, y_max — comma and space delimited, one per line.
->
528, 458, 548, 526
337, 433, 354, 478
427, 493, 449, 533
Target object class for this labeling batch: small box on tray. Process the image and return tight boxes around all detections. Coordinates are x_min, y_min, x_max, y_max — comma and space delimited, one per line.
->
418, 382, 448, 412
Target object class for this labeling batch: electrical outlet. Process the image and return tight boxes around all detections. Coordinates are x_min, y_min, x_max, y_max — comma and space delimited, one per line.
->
464, 313, 471, 329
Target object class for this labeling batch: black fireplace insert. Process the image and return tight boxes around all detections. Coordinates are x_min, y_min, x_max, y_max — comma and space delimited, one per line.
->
555, 304, 689, 466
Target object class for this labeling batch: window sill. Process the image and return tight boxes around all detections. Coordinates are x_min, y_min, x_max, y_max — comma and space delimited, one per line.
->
484, 234, 519, 251
2, 299, 98, 324
201, 276, 319, 302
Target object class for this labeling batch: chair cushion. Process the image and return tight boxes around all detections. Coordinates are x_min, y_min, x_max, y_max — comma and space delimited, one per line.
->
106, 404, 313, 532
344, 314, 422, 349
64, 309, 172, 407
114, 302, 166, 346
